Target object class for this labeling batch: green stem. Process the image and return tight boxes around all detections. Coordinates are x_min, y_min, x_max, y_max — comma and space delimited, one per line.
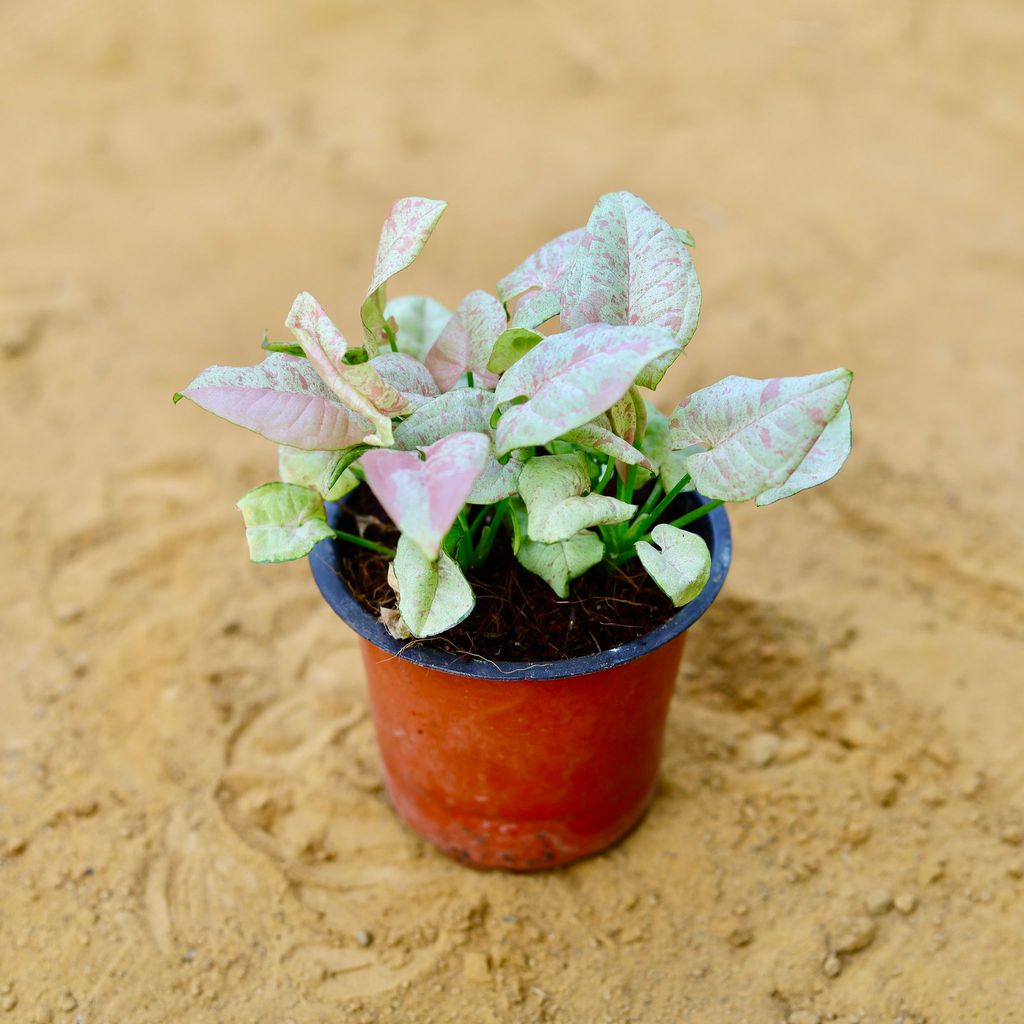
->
474, 500, 509, 567
594, 456, 616, 495
382, 322, 399, 354
332, 530, 396, 558
622, 474, 692, 545
466, 371, 475, 389
618, 463, 638, 504
663, 499, 723, 532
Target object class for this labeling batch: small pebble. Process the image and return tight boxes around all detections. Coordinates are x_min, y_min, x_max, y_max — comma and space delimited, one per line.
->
789, 1012, 820, 1024
822, 953, 842, 978
830, 915, 876, 954
746, 732, 781, 767
32, 1008, 54, 1024
60, 994, 78, 1012
775, 735, 811, 764
727, 925, 754, 947
617, 925, 643, 944
863, 888, 893, 915
354, 930, 373, 948
1001, 824, 1024, 846
1006, 859, 1024, 879
894, 892, 918, 915
54, 604, 84, 624
1, 994, 17, 1013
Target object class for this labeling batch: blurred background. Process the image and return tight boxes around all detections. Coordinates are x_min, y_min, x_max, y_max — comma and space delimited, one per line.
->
3, 2, 1022, 1021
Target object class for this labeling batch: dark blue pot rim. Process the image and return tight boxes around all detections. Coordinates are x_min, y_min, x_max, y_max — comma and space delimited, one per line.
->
309, 494, 731, 682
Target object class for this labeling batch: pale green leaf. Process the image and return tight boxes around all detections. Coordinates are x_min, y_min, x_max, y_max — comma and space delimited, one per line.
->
486, 327, 543, 374
513, 505, 605, 598
635, 524, 711, 607
638, 403, 694, 492
559, 416, 651, 468
519, 453, 636, 544
236, 482, 334, 563
277, 446, 360, 501
390, 534, 475, 638
384, 295, 451, 361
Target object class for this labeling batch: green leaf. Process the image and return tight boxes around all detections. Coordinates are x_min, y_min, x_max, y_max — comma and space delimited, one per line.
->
389, 534, 475, 638
559, 416, 652, 468
262, 339, 305, 356
486, 327, 543, 374
236, 482, 334, 563
384, 295, 451, 361
277, 446, 360, 501
513, 506, 605, 598
519, 453, 636, 544
635, 524, 711, 607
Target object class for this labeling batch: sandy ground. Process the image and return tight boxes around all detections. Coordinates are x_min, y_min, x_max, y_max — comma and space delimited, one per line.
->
2, 1, 1024, 1021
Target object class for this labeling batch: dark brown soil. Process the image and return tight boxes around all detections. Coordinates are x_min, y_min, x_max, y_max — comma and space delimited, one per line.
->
333, 487, 678, 662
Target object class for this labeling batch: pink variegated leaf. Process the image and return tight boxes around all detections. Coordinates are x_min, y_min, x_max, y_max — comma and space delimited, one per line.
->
391, 389, 521, 504
423, 290, 505, 392
361, 431, 490, 559
561, 192, 701, 389
370, 352, 440, 409
607, 390, 638, 445
559, 416, 652, 468
755, 401, 852, 506
174, 354, 375, 451
361, 197, 448, 354
509, 290, 561, 331
493, 323, 680, 456
384, 295, 451, 361
286, 292, 410, 445
498, 227, 584, 306
669, 369, 853, 502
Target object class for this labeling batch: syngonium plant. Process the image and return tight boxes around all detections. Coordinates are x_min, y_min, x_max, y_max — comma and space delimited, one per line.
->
175, 192, 853, 640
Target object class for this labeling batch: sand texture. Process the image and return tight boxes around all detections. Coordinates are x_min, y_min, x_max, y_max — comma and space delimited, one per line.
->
2, 1, 1024, 1021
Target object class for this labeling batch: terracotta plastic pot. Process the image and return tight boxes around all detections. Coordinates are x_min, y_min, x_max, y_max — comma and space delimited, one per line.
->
310, 495, 731, 871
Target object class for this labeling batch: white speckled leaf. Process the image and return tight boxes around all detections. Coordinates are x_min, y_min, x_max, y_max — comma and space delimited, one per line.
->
561, 191, 701, 389
389, 534, 475, 638
486, 327, 543, 374
286, 292, 410, 445
384, 295, 451, 361
235, 482, 334, 563
755, 400, 853, 506
175, 353, 375, 451
277, 446, 360, 501
498, 227, 584, 306
669, 369, 853, 502
638, 403, 693, 491
512, 506, 605, 599
519, 453, 636, 544
369, 352, 440, 409
424, 290, 505, 392
361, 431, 490, 559
361, 197, 448, 354
509, 291, 561, 330
559, 416, 652, 468
492, 323, 679, 455
635, 524, 711, 607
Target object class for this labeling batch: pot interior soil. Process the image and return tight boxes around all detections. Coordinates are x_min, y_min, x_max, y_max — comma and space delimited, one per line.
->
333, 486, 680, 662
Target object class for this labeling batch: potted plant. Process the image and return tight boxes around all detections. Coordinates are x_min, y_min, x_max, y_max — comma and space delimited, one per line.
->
176, 192, 853, 870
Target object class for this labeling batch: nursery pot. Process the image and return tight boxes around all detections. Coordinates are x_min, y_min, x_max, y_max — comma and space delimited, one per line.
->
310, 495, 731, 871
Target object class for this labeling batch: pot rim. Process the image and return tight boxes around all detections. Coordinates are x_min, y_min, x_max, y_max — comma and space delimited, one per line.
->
309, 494, 731, 682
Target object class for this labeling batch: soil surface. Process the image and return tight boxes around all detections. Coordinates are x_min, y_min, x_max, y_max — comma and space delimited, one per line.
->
2, 2, 1024, 1022
333, 487, 679, 662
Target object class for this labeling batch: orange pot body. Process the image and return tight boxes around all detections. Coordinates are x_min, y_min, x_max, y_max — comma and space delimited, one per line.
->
358, 633, 686, 870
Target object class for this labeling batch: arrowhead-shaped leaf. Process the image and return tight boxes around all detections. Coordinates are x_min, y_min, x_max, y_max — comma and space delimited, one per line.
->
392, 389, 521, 504
175, 353, 376, 450
638, 403, 693, 492
361, 431, 490, 558
497, 227, 584, 306
384, 295, 451, 361
361, 197, 447, 354
236, 482, 334, 563
755, 400, 853, 506
389, 534, 475, 638
369, 352, 440, 409
492, 323, 680, 455
670, 369, 853, 502
486, 327, 543, 375
423, 290, 505, 392
635, 524, 711, 607
561, 191, 701, 389
519, 453, 636, 543
512, 506, 605, 598
286, 292, 410, 446
559, 416, 652, 468
277, 446, 360, 501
